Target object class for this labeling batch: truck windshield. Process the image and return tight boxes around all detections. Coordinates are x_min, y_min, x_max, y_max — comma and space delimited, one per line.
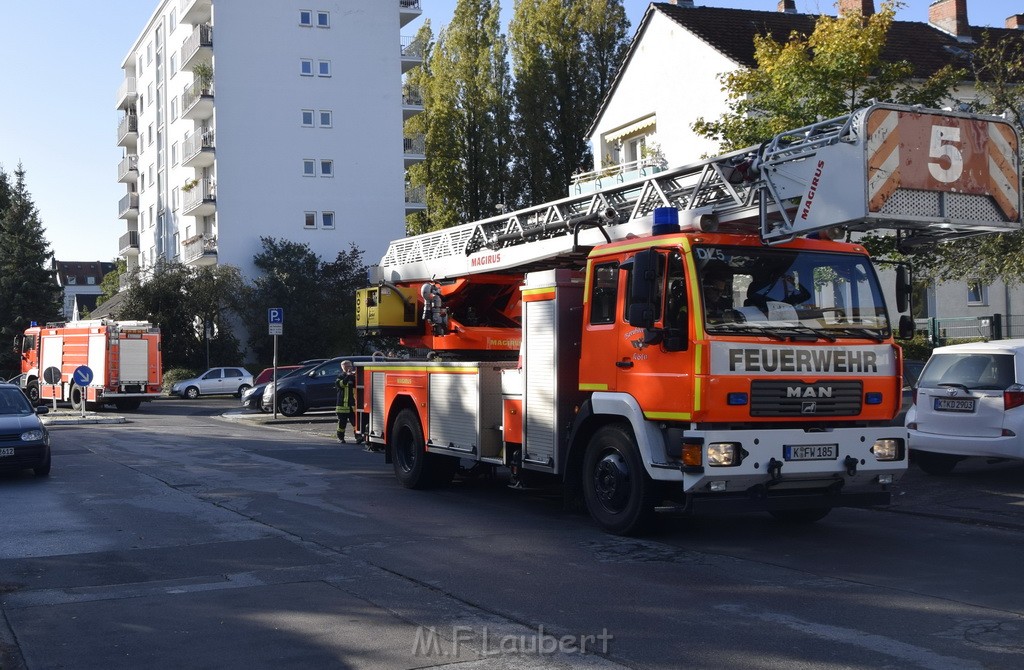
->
695, 245, 890, 340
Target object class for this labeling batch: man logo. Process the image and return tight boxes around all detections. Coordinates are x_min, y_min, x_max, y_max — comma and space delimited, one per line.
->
802, 401, 817, 414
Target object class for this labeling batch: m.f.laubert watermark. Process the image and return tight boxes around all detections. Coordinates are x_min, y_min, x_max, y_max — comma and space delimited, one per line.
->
412, 625, 613, 658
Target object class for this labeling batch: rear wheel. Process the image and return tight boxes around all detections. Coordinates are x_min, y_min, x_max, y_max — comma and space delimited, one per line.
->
26, 380, 40, 404
582, 424, 659, 536
235, 384, 251, 398
115, 399, 142, 412
915, 451, 963, 476
390, 408, 453, 488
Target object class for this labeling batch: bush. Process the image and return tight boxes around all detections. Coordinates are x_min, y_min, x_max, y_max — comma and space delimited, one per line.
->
162, 368, 199, 394
899, 335, 934, 362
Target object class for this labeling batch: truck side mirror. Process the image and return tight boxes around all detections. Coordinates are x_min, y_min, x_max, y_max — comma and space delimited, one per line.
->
898, 314, 914, 339
895, 264, 910, 313
626, 249, 657, 328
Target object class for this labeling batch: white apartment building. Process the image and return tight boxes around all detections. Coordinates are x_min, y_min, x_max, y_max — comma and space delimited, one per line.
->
115, 0, 425, 280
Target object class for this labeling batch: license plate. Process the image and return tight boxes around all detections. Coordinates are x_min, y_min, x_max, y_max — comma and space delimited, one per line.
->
0, 448, 13, 457
934, 397, 976, 412
784, 444, 837, 461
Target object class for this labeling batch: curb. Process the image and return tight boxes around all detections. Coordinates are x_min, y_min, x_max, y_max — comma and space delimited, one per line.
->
41, 413, 128, 426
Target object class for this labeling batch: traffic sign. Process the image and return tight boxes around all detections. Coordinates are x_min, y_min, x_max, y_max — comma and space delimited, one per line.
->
43, 366, 61, 384
268, 308, 284, 324
269, 324, 283, 336
73, 365, 94, 386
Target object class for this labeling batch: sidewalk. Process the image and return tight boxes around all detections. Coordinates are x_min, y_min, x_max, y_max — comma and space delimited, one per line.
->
39, 408, 127, 426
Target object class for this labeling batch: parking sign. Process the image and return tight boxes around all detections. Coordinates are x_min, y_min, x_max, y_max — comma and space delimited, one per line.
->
268, 308, 284, 324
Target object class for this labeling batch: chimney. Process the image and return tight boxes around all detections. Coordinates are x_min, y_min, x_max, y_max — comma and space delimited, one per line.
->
929, 0, 971, 40
1007, 14, 1024, 30
778, 0, 796, 13
838, 0, 874, 16
667, 0, 694, 6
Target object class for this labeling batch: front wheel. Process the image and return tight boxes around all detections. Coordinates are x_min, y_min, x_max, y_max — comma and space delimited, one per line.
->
278, 393, 304, 417
184, 386, 200, 400
582, 424, 659, 536
26, 380, 40, 404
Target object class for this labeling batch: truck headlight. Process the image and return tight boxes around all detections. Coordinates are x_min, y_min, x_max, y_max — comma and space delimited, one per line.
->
707, 442, 742, 467
871, 438, 903, 461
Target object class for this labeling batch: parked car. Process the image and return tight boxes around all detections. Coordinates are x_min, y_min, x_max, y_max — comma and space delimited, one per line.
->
895, 359, 926, 425
253, 365, 302, 387
241, 365, 311, 412
0, 382, 51, 477
171, 367, 254, 399
262, 355, 378, 417
906, 340, 1024, 474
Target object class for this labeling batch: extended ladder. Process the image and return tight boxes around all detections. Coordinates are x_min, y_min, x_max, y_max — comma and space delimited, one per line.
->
372, 103, 1020, 284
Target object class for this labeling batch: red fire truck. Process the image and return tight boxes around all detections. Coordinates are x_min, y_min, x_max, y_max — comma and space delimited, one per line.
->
18, 319, 163, 411
355, 103, 1021, 534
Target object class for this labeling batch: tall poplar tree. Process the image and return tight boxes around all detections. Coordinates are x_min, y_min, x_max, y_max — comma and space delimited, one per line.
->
0, 165, 62, 376
411, 0, 510, 232
509, 0, 629, 206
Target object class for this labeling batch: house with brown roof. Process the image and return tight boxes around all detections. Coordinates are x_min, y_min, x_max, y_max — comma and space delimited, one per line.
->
53, 260, 116, 320
584, 0, 1024, 335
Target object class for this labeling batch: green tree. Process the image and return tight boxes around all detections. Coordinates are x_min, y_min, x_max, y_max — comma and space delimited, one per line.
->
241, 238, 370, 365
692, 1, 964, 151
0, 164, 63, 377
411, 0, 511, 232
118, 261, 244, 370
509, 0, 629, 206
96, 258, 127, 309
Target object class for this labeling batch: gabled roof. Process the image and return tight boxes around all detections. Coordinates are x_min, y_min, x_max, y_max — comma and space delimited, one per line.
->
588, 2, 1023, 137
53, 260, 116, 288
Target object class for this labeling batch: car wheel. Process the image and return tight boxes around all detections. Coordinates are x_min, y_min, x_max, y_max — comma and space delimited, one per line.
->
915, 451, 963, 476
235, 384, 251, 398
184, 386, 200, 400
33, 450, 51, 477
278, 393, 304, 417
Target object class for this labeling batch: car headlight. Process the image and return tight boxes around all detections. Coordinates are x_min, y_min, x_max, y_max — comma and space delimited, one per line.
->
21, 429, 44, 441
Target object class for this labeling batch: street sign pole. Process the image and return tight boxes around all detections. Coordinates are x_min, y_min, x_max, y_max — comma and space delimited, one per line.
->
268, 308, 284, 419
272, 333, 279, 418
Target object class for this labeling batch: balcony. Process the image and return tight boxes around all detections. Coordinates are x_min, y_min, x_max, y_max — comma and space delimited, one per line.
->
117, 154, 139, 183
399, 0, 422, 27
405, 184, 426, 212
402, 85, 424, 120
404, 134, 425, 167
182, 130, 215, 168
118, 193, 139, 219
116, 114, 138, 147
116, 77, 137, 110
182, 78, 214, 120
179, 0, 212, 25
182, 235, 217, 266
181, 24, 213, 71
182, 179, 216, 216
119, 230, 140, 257
401, 35, 425, 72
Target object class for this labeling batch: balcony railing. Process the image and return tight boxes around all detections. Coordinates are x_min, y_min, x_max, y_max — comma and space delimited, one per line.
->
116, 77, 137, 110
182, 235, 217, 265
403, 135, 425, 155
182, 78, 214, 120
405, 184, 426, 206
117, 154, 139, 183
400, 0, 422, 27
401, 35, 425, 73
399, 0, 421, 8
182, 179, 216, 215
116, 114, 138, 145
119, 230, 140, 256
568, 157, 665, 196
181, 23, 213, 71
118, 193, 139, 219
182, 130, 215, 167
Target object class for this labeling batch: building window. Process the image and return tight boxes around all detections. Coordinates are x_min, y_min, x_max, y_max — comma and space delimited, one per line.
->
300, 59, 313, 76
318, 60, 331, 77
301, 109, 314, 127
171, 97, 178, 121
299, 10, 312, 26
172, 186, 179, 211
87, 276, 96, 285
146, 42, 153, 64
322, 211, 335, 229
67, 276, 77, 285
320, 159, 333, 177
317, 11, 330, 27
304, 211, 316, 228
171, 141, 178, 165
967, 280, 987, 306
170, 53, 177, 77
319, 110, 332, 127
148, 124, 154, 146
169, 9, 177, 32
303, 159, 316, 176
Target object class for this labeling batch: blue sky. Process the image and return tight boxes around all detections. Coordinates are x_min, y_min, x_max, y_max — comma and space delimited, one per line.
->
0, 1, 1014, 263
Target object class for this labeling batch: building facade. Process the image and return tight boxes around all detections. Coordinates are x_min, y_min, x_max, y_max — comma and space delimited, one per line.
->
115, 0, 424, 280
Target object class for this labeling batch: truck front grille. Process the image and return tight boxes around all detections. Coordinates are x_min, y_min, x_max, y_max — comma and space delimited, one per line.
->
750, 379, 863, 417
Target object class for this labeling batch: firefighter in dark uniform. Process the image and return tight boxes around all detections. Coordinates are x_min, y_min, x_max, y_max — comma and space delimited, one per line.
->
335, 359, 360, 443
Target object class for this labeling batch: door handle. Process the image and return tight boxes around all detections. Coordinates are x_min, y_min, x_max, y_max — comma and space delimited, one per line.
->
616, 360, 634, 369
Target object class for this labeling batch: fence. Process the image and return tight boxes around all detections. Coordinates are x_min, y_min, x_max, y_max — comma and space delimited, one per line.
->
915, 314, 1024, 345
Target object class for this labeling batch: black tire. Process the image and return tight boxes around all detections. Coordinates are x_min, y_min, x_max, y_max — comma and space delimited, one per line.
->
581, 423, 659, 536
70, 383, 85, 411
184, 386, 200, 400
390, 408, 454, 488
115, 399, 142, 412
915, 451, 962, 476
769, 507, 831, 523
33, 450, 51, 477
235, 384, 251, 398
278, 392, 305, 417
26, 380, 40, 404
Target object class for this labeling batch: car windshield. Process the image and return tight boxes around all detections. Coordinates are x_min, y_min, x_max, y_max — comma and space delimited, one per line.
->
695, 245, 890, 340
0, 387, 33, 415
918, 353, 1017, 390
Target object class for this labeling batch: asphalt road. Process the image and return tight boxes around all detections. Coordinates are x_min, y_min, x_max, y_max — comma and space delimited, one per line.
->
1, 397, 1022, 669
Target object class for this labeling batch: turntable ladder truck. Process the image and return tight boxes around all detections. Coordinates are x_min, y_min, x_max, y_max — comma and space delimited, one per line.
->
355, 103, 1021, 535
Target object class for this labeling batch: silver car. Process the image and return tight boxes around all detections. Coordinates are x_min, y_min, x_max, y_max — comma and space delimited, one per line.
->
171, 367, 254, 399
